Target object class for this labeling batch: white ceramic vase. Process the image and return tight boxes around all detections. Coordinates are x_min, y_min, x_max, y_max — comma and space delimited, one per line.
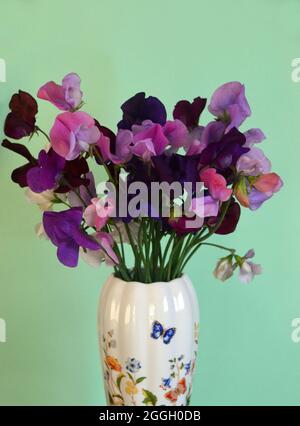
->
98, 274, 199, 406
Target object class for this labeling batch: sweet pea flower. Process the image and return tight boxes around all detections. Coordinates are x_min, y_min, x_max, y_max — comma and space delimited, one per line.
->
84, 197, 115, 230
2, 139, 37, 187
37, 73, 82, 111
238, 250, 262, 284
191, 196, 219, 218
199, 127, 249, 170
133, 122, 169, 156
213, 257, 234, 282
4, 91, 38, 139
236, 147, 271, 176
43, 207, 101, 267
235, 172, 283, 210
208, 82, 251, 132
118, 92, 167, 130
68, 171, 96, 207
200, 168, 232, 202
163, 120, 189, 151
26, 149, 65, 193
173, 97, 207, 129
25, 188, 66, 211
97, 128, 133, 164
50, 111, 100, 160
80, 232, 119, 267
243, 128, 266, 148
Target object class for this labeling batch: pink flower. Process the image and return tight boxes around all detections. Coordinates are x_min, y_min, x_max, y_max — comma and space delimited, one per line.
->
38, 73, 82, 111
200, 168, 232, 202
97, 129, 133, 164
37, 73, 82, 111
163, 119, 188, 150
50, 111, 100, 160
134, 122, 169, 155
84, 197, 114, 231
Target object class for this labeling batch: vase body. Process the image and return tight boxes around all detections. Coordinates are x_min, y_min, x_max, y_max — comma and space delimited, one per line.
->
98, 274, 199, 406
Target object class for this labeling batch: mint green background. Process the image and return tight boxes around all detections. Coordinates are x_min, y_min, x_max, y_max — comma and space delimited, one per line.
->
0, 0, 298, 405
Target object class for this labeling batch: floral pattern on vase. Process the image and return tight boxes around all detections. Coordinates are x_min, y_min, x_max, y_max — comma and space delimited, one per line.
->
102, 330, 158, 406
101, 321, 199, 406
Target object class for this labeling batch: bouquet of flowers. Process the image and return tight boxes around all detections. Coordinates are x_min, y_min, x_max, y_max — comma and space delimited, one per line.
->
2, 74, 283, 283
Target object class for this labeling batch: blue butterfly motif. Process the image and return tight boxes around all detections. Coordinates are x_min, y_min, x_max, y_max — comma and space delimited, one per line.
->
150, 321, 176, 344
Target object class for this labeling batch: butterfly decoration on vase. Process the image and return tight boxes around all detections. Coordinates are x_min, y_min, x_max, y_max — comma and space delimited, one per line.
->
164, 378, 187, 403
150, 320, 176, 344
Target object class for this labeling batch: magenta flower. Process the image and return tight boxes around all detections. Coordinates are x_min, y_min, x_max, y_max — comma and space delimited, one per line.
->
43, 207, 101, 267
26, 149, 65, 193
50, 111, 100, 160
97, 129, 133, 164
163, 120, 189, 151
200, 168, 232, 202
208, 82, 251, 131
37, 73, 82, 111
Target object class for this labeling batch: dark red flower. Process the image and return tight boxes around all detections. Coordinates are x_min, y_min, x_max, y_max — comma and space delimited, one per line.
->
173, 97, 206, 129
208, 199, 241, 234
55, 156, 90, 193
4, 91, 38, 139
2, 139, 37, 187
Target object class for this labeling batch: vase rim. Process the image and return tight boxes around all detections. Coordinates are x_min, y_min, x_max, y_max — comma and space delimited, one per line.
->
109, 273, 189, 287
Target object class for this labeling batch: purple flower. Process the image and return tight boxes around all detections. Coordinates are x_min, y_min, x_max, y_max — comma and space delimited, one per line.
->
152, 153, 200, 187
208, 82, 251, 131
199, 127, 249, 170
173, 97, 207, 129
117, 92, 167, 130
4, 91, 38, 139
238, 250, 262, 283
243, 128, 266, 148
43, 207, 100, 267
213, 200, 241, 235
37, 73, 82, 111
2, 139, 37, 187
236, 147, 271, 176
26, 149, 65, 193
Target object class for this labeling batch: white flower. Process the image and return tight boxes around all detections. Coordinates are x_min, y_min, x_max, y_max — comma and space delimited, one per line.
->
25, 189, 66, 211
238, 260, 262, 283
213, 258, 233, 282
34, 222, 49, 239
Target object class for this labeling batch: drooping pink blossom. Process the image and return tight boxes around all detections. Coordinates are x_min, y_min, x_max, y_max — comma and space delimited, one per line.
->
37, 73, 82, 111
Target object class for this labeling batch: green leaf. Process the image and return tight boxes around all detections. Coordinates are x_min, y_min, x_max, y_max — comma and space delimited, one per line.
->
136, 376, 146, 384
116, 373, 125, 391
142, 389, 157, 406
127, 372, 134, 382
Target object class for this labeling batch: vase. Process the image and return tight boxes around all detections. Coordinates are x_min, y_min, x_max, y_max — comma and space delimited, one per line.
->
98, 274, 199, 406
